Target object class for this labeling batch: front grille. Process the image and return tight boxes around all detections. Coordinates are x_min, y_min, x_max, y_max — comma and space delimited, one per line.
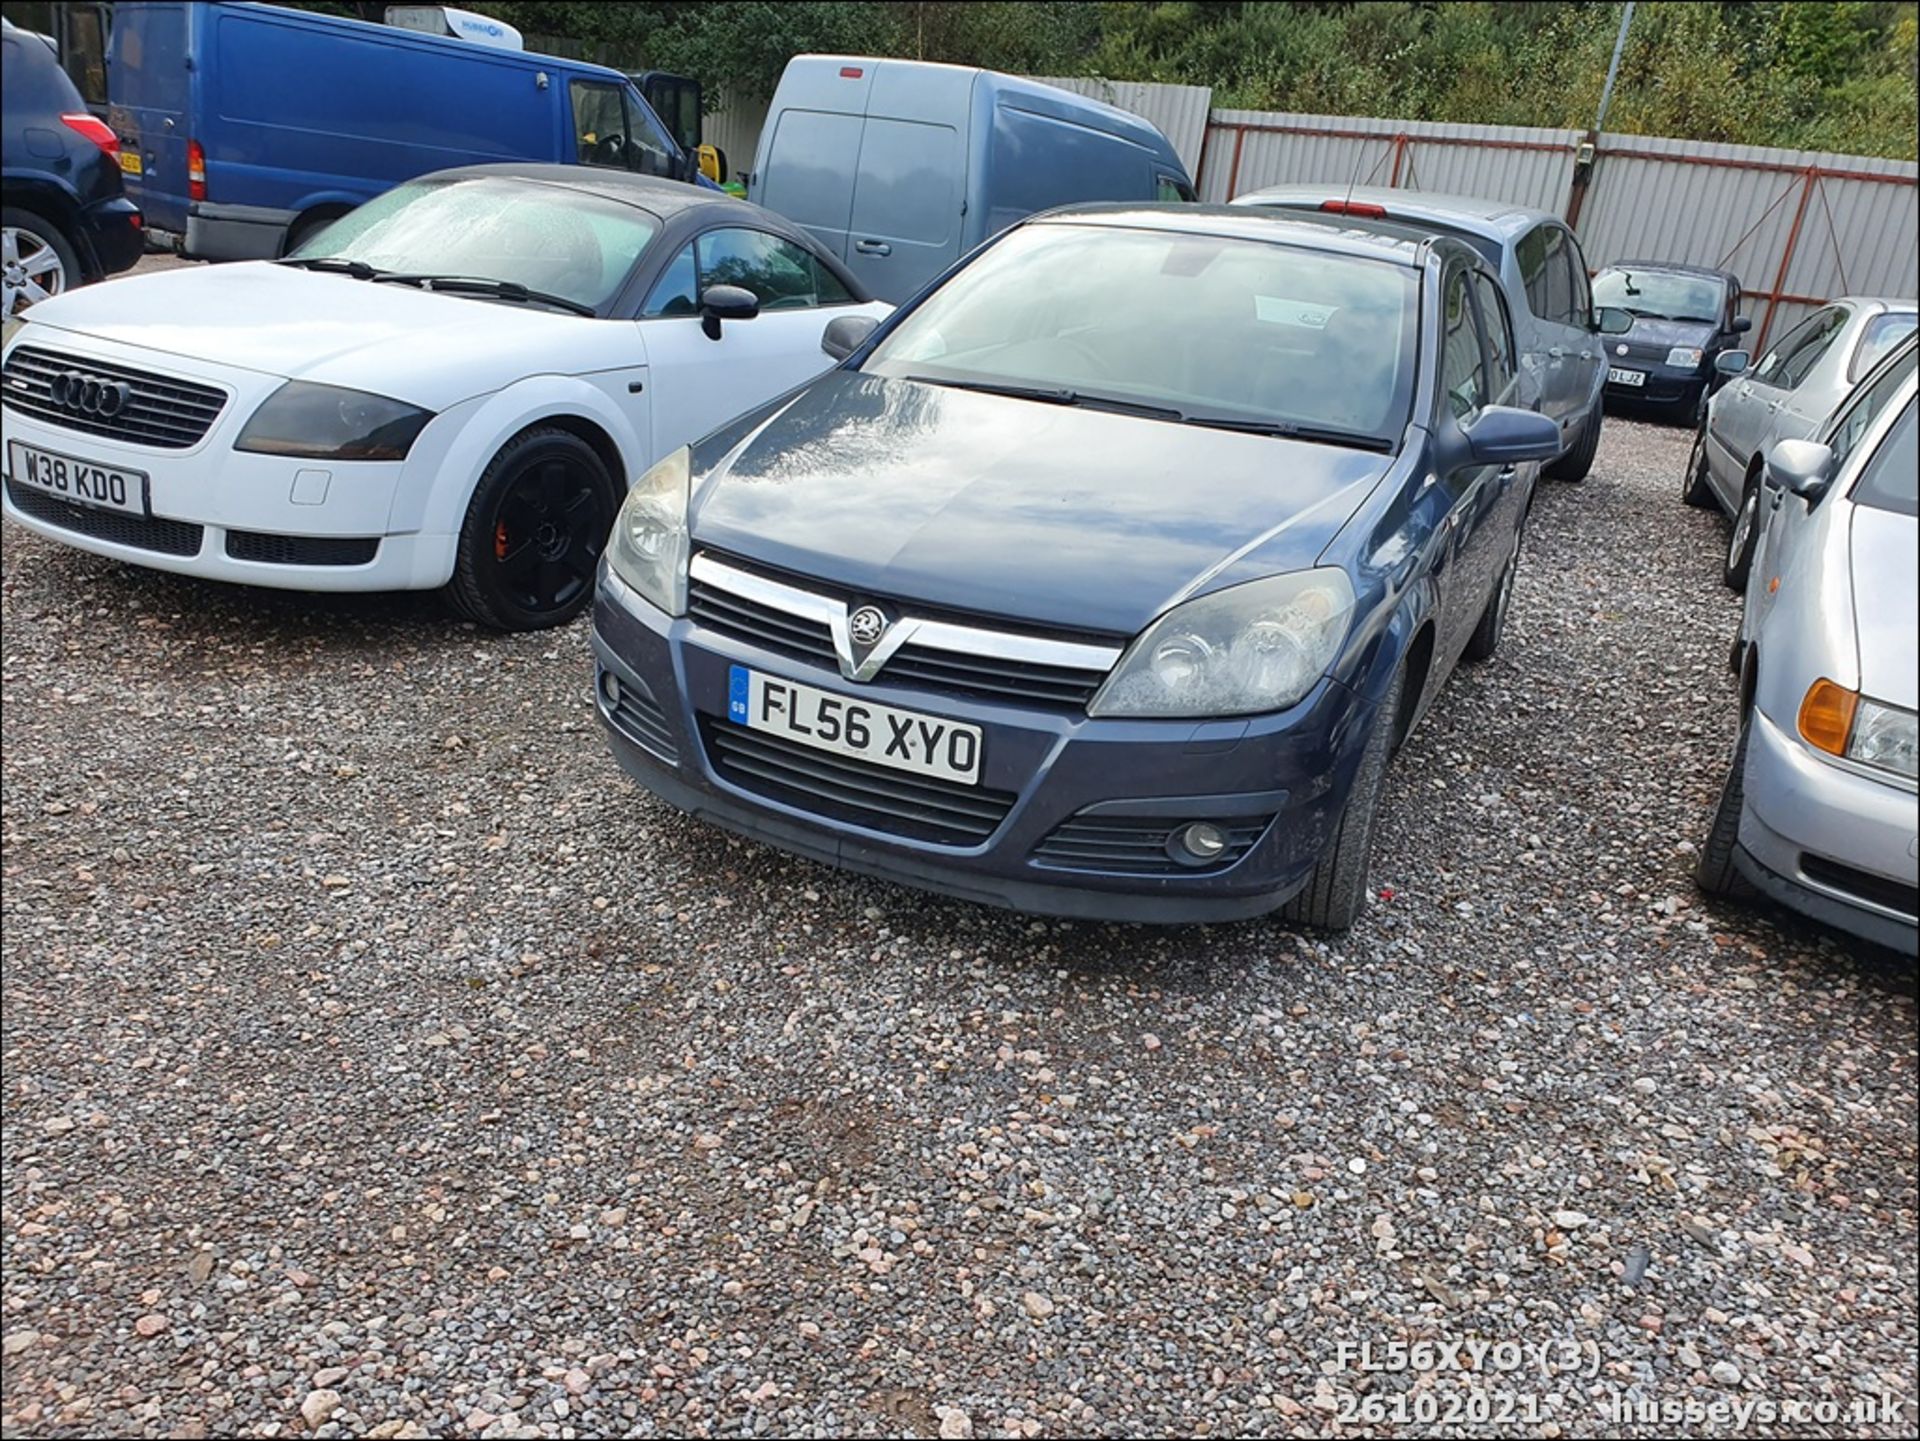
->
226, 531, 379, 566
1801, 854, 1919, 918
702, 717, 1015, 845
688, 554, 1116, 711
599, 670, 678, 764
688, 577, 837, 667
3, 346, 228, 449
1032, 813, 1272, 876
880, 645, 1107, 708
5, 477, 204, 556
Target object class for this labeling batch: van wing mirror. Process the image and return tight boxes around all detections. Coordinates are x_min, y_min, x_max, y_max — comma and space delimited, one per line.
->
1462, 405, 1562, 466
1764, 437, 1834, 500
821, 314, 879, 362
699, 284, 759, 340
1731, 314, 1752, 334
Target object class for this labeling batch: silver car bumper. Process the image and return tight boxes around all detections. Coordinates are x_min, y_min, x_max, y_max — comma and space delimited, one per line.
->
1737, 708, 1919, 955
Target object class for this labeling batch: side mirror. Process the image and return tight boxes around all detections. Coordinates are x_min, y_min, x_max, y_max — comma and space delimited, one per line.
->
1461, 405, 1563, 466
1765, 437, 1834, 500
1731, 314, 1752, 334
1594, 305, 1633, 335
1714, 350, 1751, 377
821, 314, 879, 362
699, 284, 759, 340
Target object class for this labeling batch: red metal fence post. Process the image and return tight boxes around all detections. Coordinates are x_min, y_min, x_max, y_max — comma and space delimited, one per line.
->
1389, 133, 1409, 187
1756, 167, 1820, 357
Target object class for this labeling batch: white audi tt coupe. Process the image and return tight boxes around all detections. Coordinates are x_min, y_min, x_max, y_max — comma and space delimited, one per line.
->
0, 165, 890, 629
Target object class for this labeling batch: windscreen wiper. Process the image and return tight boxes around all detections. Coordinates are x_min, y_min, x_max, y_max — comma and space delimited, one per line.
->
373, 273, 597, 317
1181, 415, 1394, 452
903, 375, 1182, 421
276, 256, 385, 280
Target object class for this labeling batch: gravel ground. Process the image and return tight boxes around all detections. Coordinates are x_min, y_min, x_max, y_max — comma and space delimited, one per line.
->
1, 412, 1915, 1440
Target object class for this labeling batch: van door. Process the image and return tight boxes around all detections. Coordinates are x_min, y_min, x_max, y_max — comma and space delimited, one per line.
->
757, 109, 865, 262
845, 117, 965, 302
106, 1, 193, 235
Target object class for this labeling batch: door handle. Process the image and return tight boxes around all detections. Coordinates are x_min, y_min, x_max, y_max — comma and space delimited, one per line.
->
1547, 346, 1568, 360
854, 239, 892, 257
1766, 399, 1782, 412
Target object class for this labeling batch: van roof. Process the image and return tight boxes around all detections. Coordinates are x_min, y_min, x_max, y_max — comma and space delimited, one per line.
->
218, 1, 637, 85
1032, 203, 1438, 267
780, 55, 1181, 163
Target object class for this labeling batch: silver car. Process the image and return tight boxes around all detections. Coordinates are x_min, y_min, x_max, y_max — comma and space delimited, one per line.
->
1696, 336, 1918, 956
1229, 186, 1620, 480
1684, 296, 1917, 591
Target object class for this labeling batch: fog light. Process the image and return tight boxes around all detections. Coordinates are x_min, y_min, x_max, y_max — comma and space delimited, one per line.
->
600, 670, 621, 706
1169, 821, 1230, 866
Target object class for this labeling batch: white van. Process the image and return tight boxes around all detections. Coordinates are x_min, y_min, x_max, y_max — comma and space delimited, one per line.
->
748, 55, 1194, 304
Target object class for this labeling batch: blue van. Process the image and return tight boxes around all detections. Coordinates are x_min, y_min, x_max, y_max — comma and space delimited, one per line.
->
748, 57, 1195, 303
106, 1, 703, 260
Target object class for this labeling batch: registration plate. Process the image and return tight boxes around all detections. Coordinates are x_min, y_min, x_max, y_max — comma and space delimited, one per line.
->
728, 665, 982, 785
6, 441, 148, 516
118, 150, 143, 176
1608, 367, 1646, 387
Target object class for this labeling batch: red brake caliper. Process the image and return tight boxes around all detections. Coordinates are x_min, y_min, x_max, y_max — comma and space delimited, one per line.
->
494, 520, 509, 561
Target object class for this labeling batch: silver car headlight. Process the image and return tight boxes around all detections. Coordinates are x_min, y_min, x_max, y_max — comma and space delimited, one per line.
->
1849, 697, 1918, 780
607, 446, 690, 616
1666, 346, 1705, 370
1089, 569, 1355, 718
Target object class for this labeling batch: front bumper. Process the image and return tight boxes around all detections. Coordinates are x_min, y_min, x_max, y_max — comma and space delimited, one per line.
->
1, 328, 461, 592
590, 570, 1383, 924
1603, 363, 1705, 408
77, 196, 146, 278
1736, 708, 1919, 956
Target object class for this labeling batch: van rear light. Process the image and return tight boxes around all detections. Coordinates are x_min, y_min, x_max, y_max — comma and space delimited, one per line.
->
188, 139, 207, 202
839, 66, 863, 78
1320, 199, 1389, 218
60, 112, 120, 159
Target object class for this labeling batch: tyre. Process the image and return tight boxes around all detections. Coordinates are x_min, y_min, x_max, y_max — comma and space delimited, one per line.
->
1462, 532, 1520, 663
1723, 471, 1762, 593
1282, 664, 1405, 932
445, 426, 619, 632
1681, 417, 1716, 508
1544, 398, 1601, 482
2, 207, 81, 319
1695, 704, 1757, 899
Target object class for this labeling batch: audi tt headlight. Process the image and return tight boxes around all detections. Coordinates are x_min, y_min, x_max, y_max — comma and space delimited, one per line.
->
607, 446, 690, 616
1089, 570, 1356, 718
235, 382, 433, 460
1849, 697, 1918, 780
1666, 346, 1705, 370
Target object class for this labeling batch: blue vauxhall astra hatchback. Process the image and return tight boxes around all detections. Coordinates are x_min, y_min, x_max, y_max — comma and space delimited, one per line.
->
590, 206, 1566, 928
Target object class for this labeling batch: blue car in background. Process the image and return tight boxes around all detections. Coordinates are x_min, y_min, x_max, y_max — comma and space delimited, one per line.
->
107, 1, 706, 261
590, 206, 1564, 928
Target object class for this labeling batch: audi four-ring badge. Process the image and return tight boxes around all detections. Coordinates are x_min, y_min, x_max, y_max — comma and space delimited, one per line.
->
49, 372, 133, 418
0, 164, 890, 631
591, 204, 1567, 926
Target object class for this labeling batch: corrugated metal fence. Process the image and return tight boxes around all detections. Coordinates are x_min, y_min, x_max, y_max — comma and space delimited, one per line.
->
693, 71, 1920, 354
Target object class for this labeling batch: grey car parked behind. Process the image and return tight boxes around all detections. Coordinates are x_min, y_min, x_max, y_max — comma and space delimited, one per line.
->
1230, 185, 1623, 481
1685, 295, 1918, 591
1697, 335, 1918, 956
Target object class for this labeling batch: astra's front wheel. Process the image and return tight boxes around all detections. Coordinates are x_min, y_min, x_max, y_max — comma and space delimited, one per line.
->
1282, 663, 1405, 932
447, 426, 618, 631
